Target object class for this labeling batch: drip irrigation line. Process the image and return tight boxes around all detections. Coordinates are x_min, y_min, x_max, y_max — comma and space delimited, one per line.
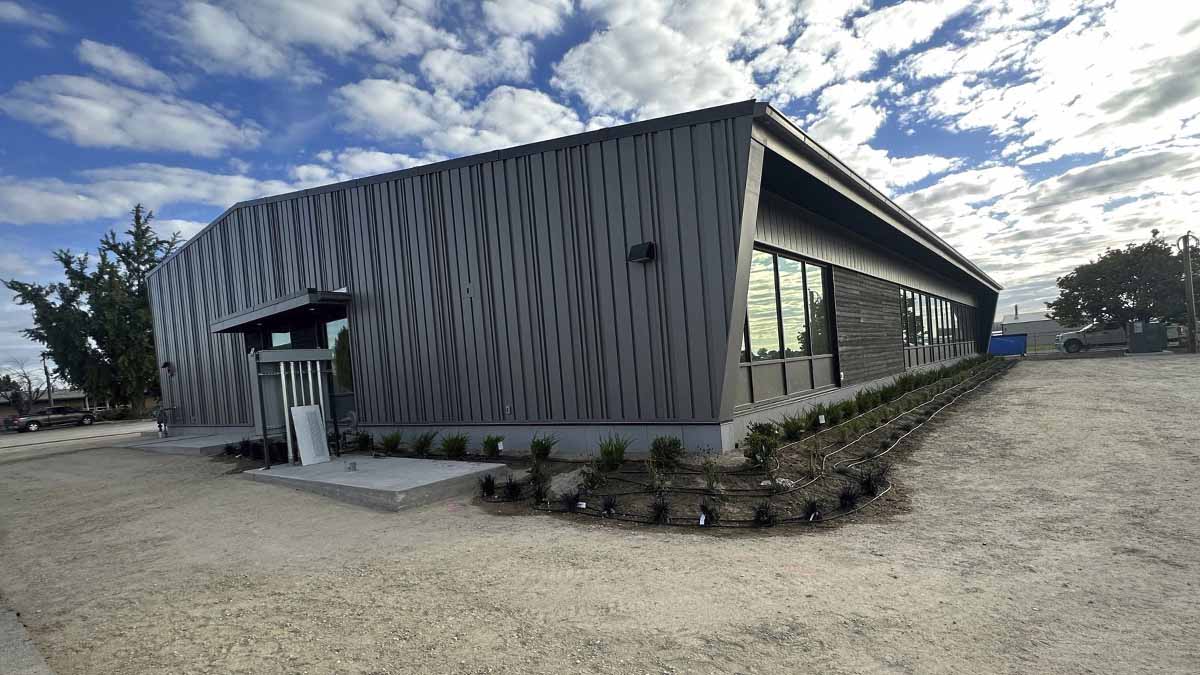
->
835, 360, 1012, 470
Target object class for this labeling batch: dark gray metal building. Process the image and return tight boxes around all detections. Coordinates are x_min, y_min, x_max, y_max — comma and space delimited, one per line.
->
148, 100, 999, 454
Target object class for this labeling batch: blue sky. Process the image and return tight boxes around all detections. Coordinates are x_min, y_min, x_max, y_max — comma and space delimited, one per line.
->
1, 0, 1199, 365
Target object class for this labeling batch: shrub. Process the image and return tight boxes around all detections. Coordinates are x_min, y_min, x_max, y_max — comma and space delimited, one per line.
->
482, 434, 504, 458
530, 434, 558, 463
501, 476, 522, 501
649, 436, 685, 470
379, 432, 403, 455
601, 494, 618, 517
529, 464, 550, 502
702, 456, 720, 491
645, 456, 669, 492
441, 433, 469, 458
238, 438, 254, 456
742, 430, 779, 467
479, 473, 496, 498
752, 500, 776, 527
588, 456, 612, 485
650, 493, 671, 524
801, 498, 823, 522
838, 484, 861, 510
411, 431, 437, 456
596, 435, 629, 472
777, 413, 807, 441
699, 499, 721, 526
746, 421, 779, 438
353, 432, 373, 453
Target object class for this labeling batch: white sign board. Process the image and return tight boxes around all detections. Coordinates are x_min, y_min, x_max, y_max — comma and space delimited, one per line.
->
291, 405, 330, 466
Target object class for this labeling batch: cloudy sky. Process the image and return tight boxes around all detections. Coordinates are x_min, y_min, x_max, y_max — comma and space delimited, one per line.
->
1, 0, 1198, 363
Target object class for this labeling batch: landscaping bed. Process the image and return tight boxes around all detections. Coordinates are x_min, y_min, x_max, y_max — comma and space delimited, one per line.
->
479, 355, 1013, 530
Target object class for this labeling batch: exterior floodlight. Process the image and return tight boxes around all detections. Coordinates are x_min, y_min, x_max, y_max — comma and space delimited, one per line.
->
627, 241, 656, 263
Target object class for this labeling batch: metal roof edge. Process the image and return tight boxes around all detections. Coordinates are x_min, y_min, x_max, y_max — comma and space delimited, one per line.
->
147, 99, 759, 277
752, 104, 1002, 292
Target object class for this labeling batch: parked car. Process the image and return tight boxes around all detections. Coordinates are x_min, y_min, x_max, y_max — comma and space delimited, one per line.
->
3, 406, 96, 432
1055, 321, 1127, 353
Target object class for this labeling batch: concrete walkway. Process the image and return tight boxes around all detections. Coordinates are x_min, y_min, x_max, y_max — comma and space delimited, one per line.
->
0, 421, 156, 466
0, 608, 53, 675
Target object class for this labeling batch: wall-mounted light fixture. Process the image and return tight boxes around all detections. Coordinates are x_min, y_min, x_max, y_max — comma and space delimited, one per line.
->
627, 241, 656, 263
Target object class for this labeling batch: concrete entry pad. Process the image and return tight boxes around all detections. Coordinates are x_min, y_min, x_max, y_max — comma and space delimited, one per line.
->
245, 456, 509, 511
117, 431, 251, 456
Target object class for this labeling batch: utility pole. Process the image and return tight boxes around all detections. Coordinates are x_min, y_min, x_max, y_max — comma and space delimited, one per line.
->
41, 352, 54, 406
1179, 232, 1198, 354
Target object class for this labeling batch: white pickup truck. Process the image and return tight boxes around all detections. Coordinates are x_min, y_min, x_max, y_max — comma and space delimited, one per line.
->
1055, 321, 1127, 353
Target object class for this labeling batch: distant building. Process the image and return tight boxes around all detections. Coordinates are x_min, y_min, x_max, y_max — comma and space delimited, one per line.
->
996, 311, 1077, 336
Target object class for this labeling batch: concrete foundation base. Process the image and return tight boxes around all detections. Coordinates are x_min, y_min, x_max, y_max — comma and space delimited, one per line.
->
118, 430, 254, 456
245, 456, 509, 511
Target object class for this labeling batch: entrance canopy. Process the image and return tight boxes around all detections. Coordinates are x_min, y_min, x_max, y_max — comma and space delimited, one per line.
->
210, 289, 351, 334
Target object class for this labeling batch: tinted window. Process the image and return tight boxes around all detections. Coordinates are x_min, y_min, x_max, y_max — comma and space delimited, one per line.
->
776, 256, 808, 357
746, 250, 781, 361
805, 263, 831, 355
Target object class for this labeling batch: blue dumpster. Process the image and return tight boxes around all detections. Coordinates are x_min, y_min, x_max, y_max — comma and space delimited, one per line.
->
988, 333, 1027, 356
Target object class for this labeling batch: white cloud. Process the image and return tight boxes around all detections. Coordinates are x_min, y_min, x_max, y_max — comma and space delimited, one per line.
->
0, 0, 65, 32
0, 75, 261, 156
419, 37, 533, 93
335, 81, 585, 156
155, 218, 209, 240
76, 39, 176, 91
0, 164, 297, 226
482, 0, 572, 37
163, 0, 460, 84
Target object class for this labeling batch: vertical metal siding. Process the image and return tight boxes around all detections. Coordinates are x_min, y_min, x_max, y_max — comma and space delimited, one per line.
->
149, 115, 756, 426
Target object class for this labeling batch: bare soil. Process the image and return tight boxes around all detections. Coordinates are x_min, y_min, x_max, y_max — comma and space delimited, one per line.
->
2, 355, 1199, 674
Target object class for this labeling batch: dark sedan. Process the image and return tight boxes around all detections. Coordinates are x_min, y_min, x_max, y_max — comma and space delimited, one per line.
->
3, 406, 96, 432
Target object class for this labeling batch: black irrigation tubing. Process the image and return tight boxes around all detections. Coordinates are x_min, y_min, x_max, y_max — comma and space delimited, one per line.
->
837, 362, 1014, 471
529, 480, 895, 529
777, 357, 993, 454
817, 366, 997, 472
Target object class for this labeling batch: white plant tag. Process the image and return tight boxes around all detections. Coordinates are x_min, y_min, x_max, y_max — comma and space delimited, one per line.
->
498, 441, 504, 451
576, 501, 586, 509
699, 513, 707, 525
818, 414, 826, 424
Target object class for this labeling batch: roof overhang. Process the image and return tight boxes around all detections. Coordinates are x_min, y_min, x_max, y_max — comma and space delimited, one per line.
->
751, 103, 1002, 293
210, 289, 351, 334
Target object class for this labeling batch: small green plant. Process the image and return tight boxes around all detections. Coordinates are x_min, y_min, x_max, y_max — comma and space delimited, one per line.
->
746, 421, 779, 437
501, 476, 522, 501
649, 436, 685, 470
752, 500, 776, 527
777, 412, 807, 441
581, 460, 606, 490
838, 484, 861, 510
482, 434, 504, 458
645, 455, 669, 492
858, 468, 882, 497
441, 432, 469, 458
699, 499, 721, 526
479, 473, 496, 497
601, 494, 618, 517
529, 464, 550, 502
530, 434, 558, 463
411, 431, 438, 456
596, 435, 629, 472
702, 456, 720, 491
650, 492, 671, 524
801, 497, 823, 521
379, 432, 403, 455
353, 432, 373, 453
742, 430, 778, 467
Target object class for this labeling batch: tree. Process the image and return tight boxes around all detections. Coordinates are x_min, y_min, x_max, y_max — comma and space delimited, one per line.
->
1047, 230, 1197, 327
3, 205, 179, 414
0, 358, 49, 414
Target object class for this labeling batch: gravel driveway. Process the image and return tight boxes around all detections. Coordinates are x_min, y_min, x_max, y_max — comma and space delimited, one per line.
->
1, 355, 1197, 674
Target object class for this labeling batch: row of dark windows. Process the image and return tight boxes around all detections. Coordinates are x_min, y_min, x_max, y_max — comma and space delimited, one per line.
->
740, 249, 833, 363
900, 288, 977, 348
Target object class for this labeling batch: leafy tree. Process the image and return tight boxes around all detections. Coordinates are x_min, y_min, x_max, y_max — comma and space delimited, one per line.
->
1047, 230, 1197, 327
3, 205, 179, 413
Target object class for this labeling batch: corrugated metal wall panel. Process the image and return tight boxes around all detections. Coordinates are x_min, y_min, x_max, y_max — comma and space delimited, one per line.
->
756, 190, 976, 305
150, 116, 756, 426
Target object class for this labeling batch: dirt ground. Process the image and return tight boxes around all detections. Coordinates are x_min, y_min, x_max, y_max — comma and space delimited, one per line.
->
2, 355, 1198, 674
